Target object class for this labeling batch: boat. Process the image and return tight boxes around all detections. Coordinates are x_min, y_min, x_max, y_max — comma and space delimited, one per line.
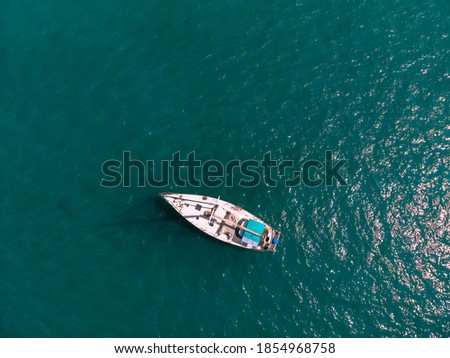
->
161, 193, 280, 252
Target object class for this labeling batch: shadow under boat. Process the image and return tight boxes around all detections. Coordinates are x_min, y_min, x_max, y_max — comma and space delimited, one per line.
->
99, 195, 180, 227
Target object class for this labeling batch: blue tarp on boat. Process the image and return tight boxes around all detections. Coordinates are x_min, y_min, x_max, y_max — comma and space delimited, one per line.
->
242, 219, 265, 244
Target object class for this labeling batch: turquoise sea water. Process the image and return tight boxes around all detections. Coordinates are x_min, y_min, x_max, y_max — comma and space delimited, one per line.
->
1, 1, 449, 337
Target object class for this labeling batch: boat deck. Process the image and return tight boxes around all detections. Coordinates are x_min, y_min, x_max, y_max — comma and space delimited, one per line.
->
161, 193, 280, 252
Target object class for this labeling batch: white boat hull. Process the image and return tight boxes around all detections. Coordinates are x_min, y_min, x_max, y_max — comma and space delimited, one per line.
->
161, 193, 280, 252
